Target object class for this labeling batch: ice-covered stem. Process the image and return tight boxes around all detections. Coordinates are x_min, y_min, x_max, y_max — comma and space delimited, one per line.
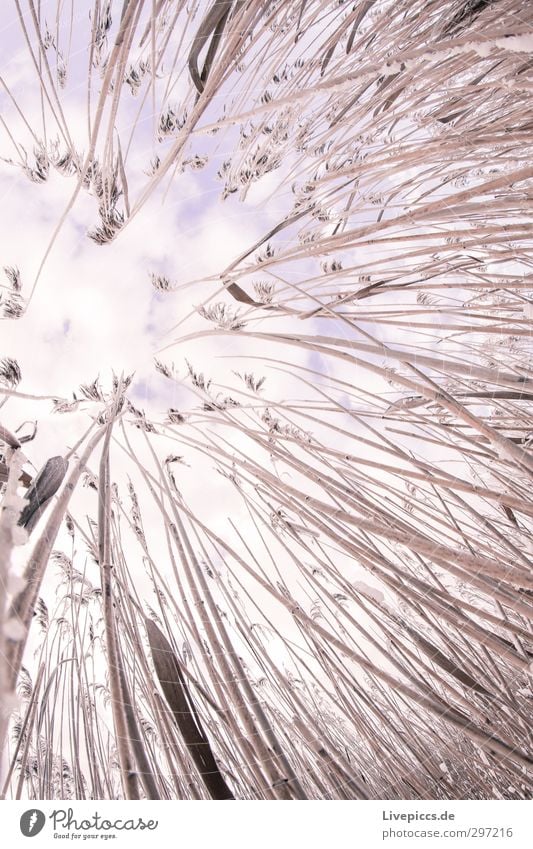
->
98, 382, 140, 800
0, 424, 21, 450
5, 423, 106, 698
0, 440, 26, 774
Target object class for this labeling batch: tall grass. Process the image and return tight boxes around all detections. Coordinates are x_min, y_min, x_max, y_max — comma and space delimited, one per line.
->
1, 0, 533, 799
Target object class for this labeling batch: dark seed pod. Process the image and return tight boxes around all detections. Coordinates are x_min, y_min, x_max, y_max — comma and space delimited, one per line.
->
18, 456, 69, 534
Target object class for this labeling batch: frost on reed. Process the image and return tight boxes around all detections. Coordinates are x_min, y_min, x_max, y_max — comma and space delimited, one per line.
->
1, 0, 533, 800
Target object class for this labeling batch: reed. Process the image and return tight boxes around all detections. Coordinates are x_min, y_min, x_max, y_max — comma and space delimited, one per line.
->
1, 0, 533, 800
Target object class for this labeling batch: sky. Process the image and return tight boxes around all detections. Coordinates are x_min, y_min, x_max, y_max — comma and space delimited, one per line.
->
0, 0, 389, 537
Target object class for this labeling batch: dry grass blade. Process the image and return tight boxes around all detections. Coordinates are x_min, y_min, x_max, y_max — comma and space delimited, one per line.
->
145, 618, 234, 800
